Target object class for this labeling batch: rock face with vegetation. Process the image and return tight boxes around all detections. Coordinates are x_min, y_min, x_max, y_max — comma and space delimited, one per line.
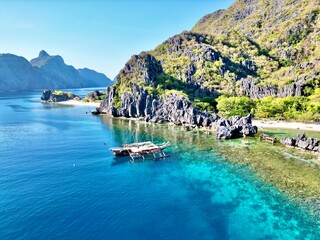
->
41, 90, 80, 102
192, 0, 320, 96
215, 114, 257, 139
98, 82, 217, 127
83, 90, 106, 103
98, 82, 257, 139
100, 0, 320, 124
238, 77, 310, 99
0, 50, 112, 91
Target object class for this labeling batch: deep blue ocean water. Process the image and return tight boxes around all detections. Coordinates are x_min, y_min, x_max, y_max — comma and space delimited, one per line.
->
1, 89, 320, 240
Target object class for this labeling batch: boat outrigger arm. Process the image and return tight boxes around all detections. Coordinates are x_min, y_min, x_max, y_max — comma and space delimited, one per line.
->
109, 141, 170, 161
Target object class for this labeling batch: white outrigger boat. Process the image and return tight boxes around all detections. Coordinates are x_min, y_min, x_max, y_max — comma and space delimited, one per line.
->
109, 141, 170, 161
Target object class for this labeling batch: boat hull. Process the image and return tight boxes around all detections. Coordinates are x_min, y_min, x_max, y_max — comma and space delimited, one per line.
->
113, 151, 129, 157
109, 142, 170, 160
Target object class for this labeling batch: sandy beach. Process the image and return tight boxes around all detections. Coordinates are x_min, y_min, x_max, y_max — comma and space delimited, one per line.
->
253, 119, 320, 132
55, 100, 100, 107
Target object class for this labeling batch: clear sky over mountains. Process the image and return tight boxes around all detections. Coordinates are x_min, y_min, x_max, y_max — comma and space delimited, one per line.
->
0, 0, 234, 78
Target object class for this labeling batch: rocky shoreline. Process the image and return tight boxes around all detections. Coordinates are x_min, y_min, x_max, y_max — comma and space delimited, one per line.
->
95, 83, 258, 139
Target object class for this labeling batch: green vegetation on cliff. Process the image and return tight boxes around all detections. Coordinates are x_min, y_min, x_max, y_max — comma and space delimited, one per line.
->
216, 96, 255, 117
193, 0, 320, 61
82, 91, 106, 103
217, 89, 320, 121
52, 90, 76, 99
192, 0, 320, 86
110, 0, 320, 119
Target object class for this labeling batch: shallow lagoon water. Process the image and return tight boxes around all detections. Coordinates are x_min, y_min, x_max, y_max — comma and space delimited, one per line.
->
1, 90, 320, 239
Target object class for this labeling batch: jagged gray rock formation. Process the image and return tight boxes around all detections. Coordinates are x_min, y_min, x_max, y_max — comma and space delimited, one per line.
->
157, 33, 252, 98
237, 77, 309, 99
280, 133, 319, 152
118, 53, 163, 86
214, 114, 258, 139
97, 82, 257, 139
99, 82, 217, 127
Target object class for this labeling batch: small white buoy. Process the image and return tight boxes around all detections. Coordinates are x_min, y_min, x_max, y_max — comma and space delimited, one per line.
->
73, 164, 76, 167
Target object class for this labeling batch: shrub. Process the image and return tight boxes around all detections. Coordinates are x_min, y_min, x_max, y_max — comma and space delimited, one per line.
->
193, 97, 216, 112
216, 96, 255, 117
254, 95, 320, 121
163, 90, 189, 100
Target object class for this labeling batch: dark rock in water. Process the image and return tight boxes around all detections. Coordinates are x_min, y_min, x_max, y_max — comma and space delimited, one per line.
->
297, 140, 309, 150
41, 90, 53, 102
280, 133, 319, 153
242, 124, 258, 136
228, 116, 240, 126
216, 126, 233, 139
296, 133, 307, 142
99, 87, 116, 116
280, 137, 296, 146
215, 114, 258, 139
41, 90, 80, 102
96, 83, 258, 140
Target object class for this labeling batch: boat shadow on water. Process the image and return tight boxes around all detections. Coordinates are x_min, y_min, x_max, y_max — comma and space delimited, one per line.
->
110, 153, 171, 166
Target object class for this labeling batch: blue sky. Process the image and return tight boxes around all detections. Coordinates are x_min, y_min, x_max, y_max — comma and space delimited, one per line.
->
0, 0, 234, 78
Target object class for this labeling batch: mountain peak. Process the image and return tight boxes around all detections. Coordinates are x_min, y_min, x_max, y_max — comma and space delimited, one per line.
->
38, 50, 49, 58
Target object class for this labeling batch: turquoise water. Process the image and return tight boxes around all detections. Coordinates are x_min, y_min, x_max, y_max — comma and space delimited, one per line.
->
1, 90, 320, 239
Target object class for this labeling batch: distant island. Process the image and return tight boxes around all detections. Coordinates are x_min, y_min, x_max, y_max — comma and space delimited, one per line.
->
0, 50, 113, 91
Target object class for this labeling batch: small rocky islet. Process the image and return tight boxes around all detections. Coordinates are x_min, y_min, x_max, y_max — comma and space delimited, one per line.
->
41, 89, 106, 104
41, 90, 80, 102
